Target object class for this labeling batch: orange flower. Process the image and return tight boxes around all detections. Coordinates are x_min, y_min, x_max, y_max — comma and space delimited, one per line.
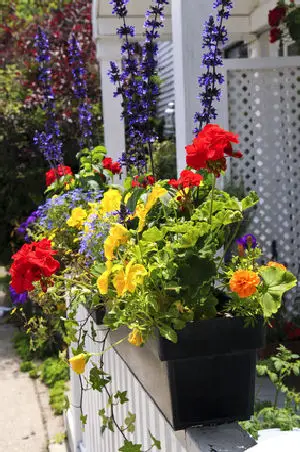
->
229, 270, 260, 298
267, 261, 287, 271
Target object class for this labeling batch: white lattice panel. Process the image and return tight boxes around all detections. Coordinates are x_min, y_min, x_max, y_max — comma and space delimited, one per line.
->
225, 58, 300, 306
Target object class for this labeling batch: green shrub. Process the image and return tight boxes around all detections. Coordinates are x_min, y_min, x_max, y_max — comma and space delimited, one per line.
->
49, 381, 67, 415
40, 357, 69, 388
20, 361, 34, 372
13, 332, 33, 361
29, 367, 40, 379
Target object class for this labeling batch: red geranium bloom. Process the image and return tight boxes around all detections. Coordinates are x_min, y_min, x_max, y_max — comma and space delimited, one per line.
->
268, 6, 287, 27
269, 27, 281, 43
185, 124, 241, 176
111, 161, 122, 175
131, 175, 156, 188
10, 239, 60, 293
169, 170, 203, 190
103, 157, 113, 171
46, 165, 73, 187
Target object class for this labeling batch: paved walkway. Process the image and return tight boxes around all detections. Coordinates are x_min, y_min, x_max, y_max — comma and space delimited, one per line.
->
0, 315, 66, 452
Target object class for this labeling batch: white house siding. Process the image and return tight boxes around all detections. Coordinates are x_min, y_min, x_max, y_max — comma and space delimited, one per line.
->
157, 41, 175, 138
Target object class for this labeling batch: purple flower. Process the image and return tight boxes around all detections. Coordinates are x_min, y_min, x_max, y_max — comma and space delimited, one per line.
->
34, 27, 63, 167
237, 234, 257, 249
194, 0, 233, 133
9, 286, 28, 305
18, 210, 40, 242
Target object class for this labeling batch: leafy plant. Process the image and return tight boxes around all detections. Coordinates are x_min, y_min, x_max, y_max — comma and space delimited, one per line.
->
241, 345, 300, 439
40, 357, 69, 388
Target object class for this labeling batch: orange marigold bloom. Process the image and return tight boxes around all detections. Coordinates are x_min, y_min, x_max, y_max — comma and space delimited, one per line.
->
229, 270, 260, 298
267, 261, 287, 271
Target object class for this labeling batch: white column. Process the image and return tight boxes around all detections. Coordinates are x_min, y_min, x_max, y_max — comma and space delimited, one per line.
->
172, 0, 214, 174
96, 40, 126, 163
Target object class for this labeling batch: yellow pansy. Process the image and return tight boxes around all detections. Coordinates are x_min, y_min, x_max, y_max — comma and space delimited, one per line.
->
101, 189, 122, 214
110, 224, 130, 244
104, 236, 116, 260
135, 186, 167, 232
69, 353, 89, 374
97, 271, 110, 295
128, 328, 143, 347
113, 260, 147, 297
67, 207, 87, 229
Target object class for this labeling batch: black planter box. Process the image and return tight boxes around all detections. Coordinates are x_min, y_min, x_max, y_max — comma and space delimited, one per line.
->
110, 317, 264, 430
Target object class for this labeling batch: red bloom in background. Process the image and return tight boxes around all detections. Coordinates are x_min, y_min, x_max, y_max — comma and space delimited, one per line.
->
186, 124, 241, 176
269, 27, 281, 43
46, 165, 73, 186
284, 322, 300, 340
169, 170, 203, 190
111, 161, 122, 175
131, 175, 156, 188
103, 157, 122, 175
268, 6, 287, 27
10, 239, 60, 293
102, 157, 113, 171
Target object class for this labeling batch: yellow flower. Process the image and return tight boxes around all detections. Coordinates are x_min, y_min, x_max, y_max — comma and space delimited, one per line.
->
113, 260, 147, 297
67, 207, 87, 229
69, 353, 89, 374
101, 189, 122, 214
128, 328, 143, 347
104, 236, 116, 260
97, 271, 110, 295
134, 186, 167, 232
110, 224, 130, 244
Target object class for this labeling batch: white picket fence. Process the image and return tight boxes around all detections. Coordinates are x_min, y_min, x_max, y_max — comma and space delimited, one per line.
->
65, 305, 187, 452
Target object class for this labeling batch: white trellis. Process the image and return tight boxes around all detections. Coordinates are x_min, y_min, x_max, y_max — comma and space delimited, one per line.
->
219, 57, 300, 304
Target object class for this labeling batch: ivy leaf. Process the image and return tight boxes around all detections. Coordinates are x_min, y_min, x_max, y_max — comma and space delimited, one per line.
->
80, 414, 87, 426
114, 390, 129, 405
119, 441, 142, 452
149, 431, 162, 450
89, 366, 111, 392
124, 412, 136, 433
142, 226, 163, 242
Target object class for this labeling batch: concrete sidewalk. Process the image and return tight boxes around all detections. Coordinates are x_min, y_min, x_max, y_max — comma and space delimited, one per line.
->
0, 318, 67, 452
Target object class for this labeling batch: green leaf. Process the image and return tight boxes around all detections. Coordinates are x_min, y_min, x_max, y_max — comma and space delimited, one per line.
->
89, 366, 111, 392
80, 414, 87, 426
124, 412, 136, 433
241, 191, 259, 211
149, 431, 161, 450
260, 292, 281, 318
114, 390, 129, 405
119, 441, 142, 452
126, 188, 145, 212
158, 324, 178, 343
142, 226, 164, 242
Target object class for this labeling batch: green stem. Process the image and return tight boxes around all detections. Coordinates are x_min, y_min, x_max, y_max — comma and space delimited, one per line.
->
208, 175, 216, 225
53, 275, 91, 290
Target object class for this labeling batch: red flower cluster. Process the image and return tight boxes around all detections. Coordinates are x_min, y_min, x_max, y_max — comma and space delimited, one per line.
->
102, 157, 122, 175
285, 322, 300, 340
10, 239, 60, 294
46, 165, 73, 187
131, 175, 156, 188
268, 6, 287, 27
185, 124, 241, 177
169, 170, 203, 190
269, 27, 282, 43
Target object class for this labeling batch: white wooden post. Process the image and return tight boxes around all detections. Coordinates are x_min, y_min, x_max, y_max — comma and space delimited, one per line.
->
96, 40, 126, 163
172, 0, 218, 174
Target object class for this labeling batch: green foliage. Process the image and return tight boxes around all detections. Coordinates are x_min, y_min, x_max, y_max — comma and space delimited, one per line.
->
20, 360, 34, 372
13, 331, 33, 361
49, 381, 68, 415
241, 345, 300, 439
40, 357, 69, 388
153, 140, 177, 179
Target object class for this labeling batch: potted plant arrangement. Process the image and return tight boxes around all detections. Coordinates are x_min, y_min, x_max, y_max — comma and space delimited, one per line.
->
268, 0, 300, 49
8, 0, 298, 448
